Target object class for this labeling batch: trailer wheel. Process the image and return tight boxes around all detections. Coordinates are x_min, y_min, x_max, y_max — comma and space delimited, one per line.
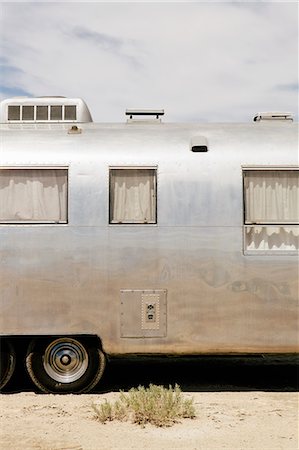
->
0, 339, 16, 390
26, 337, 106, 393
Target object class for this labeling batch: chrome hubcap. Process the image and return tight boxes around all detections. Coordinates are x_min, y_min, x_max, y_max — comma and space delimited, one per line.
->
43, 338, 88, 383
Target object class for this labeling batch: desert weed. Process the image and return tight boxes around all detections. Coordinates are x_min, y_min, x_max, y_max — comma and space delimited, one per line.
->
92, 384, 196, 427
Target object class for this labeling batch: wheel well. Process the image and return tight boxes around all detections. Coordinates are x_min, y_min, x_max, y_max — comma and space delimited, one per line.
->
25, 335, 106, 393
1, 334, 103, 346
1, 334, 106, 363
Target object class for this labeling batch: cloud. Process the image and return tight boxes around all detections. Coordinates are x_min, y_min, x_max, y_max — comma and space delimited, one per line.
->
70, 27, 142, 68
72, 28, 124, 52
0, 2, 297, 121
0, 57, 9, 65
0, 64, 24, 77
0, 63, 33, 98
0, 85, 32, 97
275, 83, 299, 92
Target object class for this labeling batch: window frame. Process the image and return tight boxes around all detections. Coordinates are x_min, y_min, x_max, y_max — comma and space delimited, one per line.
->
242, 166, 299, 255
0, 166, 69, 225
109, 166, 158, 225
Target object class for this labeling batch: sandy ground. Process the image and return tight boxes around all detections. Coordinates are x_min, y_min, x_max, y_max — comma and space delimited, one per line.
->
0, 391, 298, 450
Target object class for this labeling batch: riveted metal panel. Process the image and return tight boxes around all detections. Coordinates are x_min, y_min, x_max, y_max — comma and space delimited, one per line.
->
0, 116, 298, 354
120, 289, 167, 338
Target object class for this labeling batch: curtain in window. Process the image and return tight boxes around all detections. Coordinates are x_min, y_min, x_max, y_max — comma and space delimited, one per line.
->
244, 170, 299, 223
245, 226, 299, 251
244, 170, 299, 252
0, 169, 67, 222
110, 169, 156, 223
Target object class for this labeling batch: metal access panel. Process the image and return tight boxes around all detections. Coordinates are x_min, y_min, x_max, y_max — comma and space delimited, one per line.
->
120, 289, 167, 338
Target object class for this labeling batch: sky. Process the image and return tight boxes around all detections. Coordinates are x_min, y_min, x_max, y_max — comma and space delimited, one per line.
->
0, 1, 298, 122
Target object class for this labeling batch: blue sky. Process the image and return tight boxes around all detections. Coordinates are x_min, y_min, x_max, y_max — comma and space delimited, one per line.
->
0, 1, 298, 122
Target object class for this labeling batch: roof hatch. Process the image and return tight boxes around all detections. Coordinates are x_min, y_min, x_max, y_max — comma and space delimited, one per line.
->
0, 97, 93, 123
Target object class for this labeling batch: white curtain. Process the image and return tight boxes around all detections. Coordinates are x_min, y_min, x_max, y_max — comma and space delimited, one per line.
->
110, 169, 156, 223
245, 226, 299, 251
244, 170, 299, 251
0, 169, 67, 222
244, 170, 299, 223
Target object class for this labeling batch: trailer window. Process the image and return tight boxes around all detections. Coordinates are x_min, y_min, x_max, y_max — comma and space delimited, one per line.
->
0, 168, 68, 224
243, 169, 299, 254
109, 168, 157, 224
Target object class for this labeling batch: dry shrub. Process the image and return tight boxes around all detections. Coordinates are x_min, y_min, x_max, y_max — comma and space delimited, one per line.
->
92, 384, 196, 427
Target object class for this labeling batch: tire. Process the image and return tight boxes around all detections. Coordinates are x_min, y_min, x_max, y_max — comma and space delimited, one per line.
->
0, 339, 16, 390
26, 337, 106, 393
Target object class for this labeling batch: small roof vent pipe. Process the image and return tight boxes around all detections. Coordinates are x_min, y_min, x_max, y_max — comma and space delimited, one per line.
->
253, 112, 293, 122
190, 136, 208, 152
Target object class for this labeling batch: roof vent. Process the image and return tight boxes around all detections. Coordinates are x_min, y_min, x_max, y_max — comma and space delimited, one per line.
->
253, 112, 293, 122
0, 97, 93, 123
190, 136, 208, 152
126, 109, 164, 123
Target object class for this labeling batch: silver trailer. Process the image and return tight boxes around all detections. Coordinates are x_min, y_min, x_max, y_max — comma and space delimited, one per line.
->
0, 97, 298, 393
